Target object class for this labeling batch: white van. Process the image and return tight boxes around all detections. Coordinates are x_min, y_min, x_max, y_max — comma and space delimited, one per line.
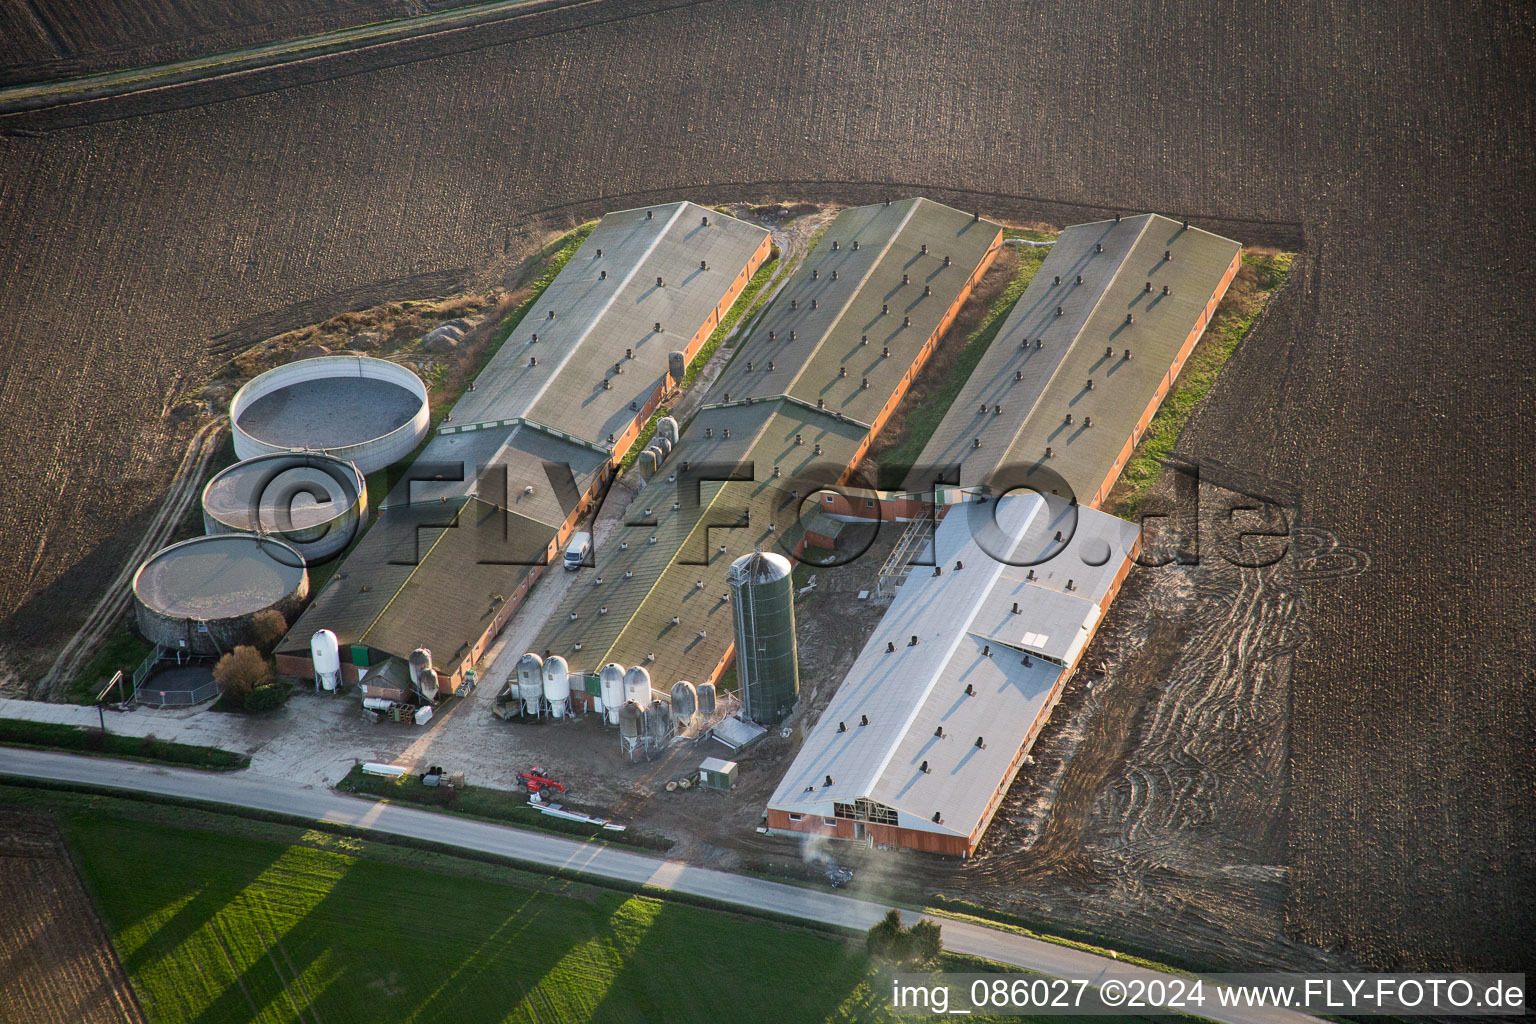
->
563, 532, 592, 570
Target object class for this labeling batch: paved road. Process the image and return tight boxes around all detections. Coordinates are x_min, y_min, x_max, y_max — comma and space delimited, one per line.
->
1, 748, 1321, 1024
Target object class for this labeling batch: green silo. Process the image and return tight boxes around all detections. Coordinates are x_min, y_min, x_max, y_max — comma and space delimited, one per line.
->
727, 550, 799, 724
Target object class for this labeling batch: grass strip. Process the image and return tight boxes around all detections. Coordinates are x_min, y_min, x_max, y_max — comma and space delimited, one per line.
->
0, 719, 248, 770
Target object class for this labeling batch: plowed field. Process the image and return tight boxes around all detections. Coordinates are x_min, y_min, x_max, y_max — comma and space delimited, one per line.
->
0, 0, 1530, 970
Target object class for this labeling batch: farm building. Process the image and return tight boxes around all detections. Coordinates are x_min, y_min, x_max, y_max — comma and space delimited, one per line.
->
906, 215, 1242, 508
275, 497, 553, 692
531, 198, 1004, 705
765, 492, 1140, 856
274, 202, 770, 689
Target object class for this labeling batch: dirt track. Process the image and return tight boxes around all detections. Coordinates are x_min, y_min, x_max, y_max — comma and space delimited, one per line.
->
0, 0, 1531, 971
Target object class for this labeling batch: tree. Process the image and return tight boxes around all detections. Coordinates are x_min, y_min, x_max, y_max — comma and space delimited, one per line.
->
248, 608, 288, 654
867, 908, 905, 958
866, 909, 942, 965
905, 919, 943, 965
213, 646, 271, 707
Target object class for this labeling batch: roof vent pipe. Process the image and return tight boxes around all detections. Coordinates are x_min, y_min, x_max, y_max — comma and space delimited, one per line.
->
1106, 346, 1114, 358
882, 346, 890, 357
887, 641, 896, 652
1145, 281, 1152, 292
656, 276, 663, 287
909, 635, 919, 646
832, 240, 839, 250
852, 240, 859, 250
975, 736, 985, 748
920, 244, 927, 254
700, 260, 708, 271
1114, 212, 1121, 222
924, 285, 932, 296
933, 811, 943, 823
1054, 531, 1063, 542
934, 726, 944, 738
882, 304, 889, 315
860, 714, 869, 726
1126, 313, 1134, 324
1044, 446, 1052, 458
1012, 602, 1020, 614
1015, 370, 1023, 380
1056, 306, 1064, 316
596, 248, 603, 257
1053, 276, 1060, 285
920, 760, 930, 773
1035, 339, 1043, 349
902, 273, 909, 285
1162, 285, 1170, 295
702, 215, 709, 226
1095, 243, 1103, 253
1076, 275, 1083, 285
965, 682, 976, 695
647, 210, 653, 219
1027, 568, 1035, 580
1164, 250, 1172, 261
600, 270, 606, 279
825, 775, 834, 787
838, 721, 847, 732
972, 438, 982, 449
944, 255, 951, 266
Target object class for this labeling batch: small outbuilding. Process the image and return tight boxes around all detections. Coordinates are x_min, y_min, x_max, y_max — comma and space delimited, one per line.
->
698, 757, 738, 791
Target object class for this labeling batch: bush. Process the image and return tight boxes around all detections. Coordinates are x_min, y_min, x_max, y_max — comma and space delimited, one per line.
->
867, 909, 942, 965
867, 908, 904, 958
242, 682, 288, 713
213, 646, 271, 706
81, 726, 107, 751
248, 609, 288, 654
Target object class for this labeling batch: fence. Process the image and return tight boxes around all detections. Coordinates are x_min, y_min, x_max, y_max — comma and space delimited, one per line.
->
130, 644, 221, 707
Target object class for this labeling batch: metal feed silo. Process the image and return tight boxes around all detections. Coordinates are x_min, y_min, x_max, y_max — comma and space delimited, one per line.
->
727, 550, 798, 725
670, 680, 696, 722
696, 681, 716, 717
600, 663, 626, 725
517, 653, 544, 715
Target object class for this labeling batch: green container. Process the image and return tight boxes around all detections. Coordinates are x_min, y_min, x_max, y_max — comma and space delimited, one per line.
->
727, 551, 798, 725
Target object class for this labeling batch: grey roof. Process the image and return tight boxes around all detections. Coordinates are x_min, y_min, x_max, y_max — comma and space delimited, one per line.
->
277, 497, 549, 678
530, 198, 1006, 692
767, 493, 1139, 840
443, 202, 768, 449
380, 422, 606, 530
906, 215, 1241, 501
714, 198, 1001, 426
532, 398, 868, 686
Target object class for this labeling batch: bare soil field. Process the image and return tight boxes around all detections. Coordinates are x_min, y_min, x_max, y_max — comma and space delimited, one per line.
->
0, 807, 145, 1023
0, 0, 1530, 971
0, 0, 416, 86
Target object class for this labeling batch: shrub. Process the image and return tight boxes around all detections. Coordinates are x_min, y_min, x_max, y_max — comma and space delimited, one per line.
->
867, 908, 905, 958
248, 609, 288, 654
213, 646, 271, 706
242, 682, 289, 713
81, 726, 107, 751
867, 909, 942, 965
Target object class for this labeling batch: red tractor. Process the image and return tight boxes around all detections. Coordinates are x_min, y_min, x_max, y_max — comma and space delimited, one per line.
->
517, 766, 566, 795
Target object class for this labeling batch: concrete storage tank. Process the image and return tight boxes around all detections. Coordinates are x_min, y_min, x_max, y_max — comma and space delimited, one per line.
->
517, 653, 544, 715
670, 680, 696, 722
230, 355, 429, 474
310, 629, 342, 692
600, 663, 626, 725
696, 681, 716, 717
542, 655, 571, 719
202, 452, 366, 564
622, 666, 651, 707
727, 550, 799, 725
133, 535, 308, 657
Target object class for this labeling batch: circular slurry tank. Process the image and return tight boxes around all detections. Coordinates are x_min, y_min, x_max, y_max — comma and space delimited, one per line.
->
230, 355, 429, 474
201, 452, 367, 564
133, 534, 309, 657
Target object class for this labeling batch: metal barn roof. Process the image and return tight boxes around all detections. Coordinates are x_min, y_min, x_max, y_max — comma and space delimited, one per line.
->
714, 198, 1000, 426
531, 398, 868, 686
906, 214, 1241, 501
767, 493, 1139, 840
380, 422, 607, 530
277, 496, 549, 678
443, 202, 769, 450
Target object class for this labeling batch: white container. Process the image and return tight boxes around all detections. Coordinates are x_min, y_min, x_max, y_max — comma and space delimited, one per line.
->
600, 663, 626, 726
542, 655, 571, 720
310, 629, 341, 692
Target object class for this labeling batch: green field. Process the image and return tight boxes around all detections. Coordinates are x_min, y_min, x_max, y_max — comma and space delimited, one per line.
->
18, 785, 1175, 1024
